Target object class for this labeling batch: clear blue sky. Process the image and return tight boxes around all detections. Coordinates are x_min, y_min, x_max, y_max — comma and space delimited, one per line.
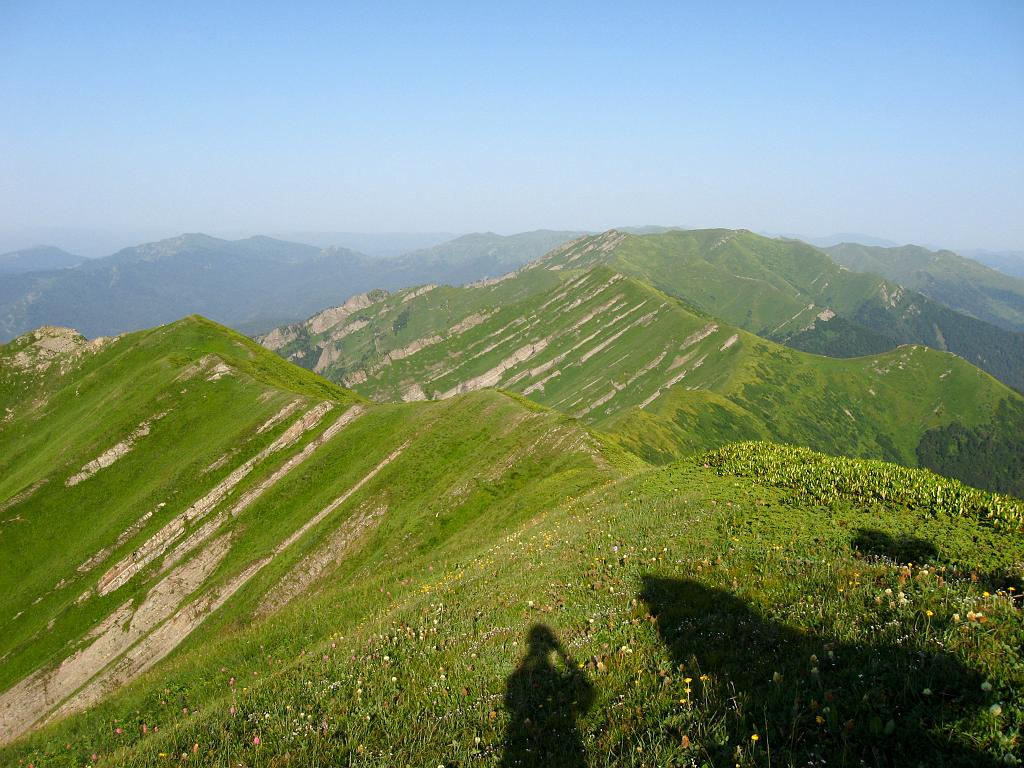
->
1, 1, 1022, 250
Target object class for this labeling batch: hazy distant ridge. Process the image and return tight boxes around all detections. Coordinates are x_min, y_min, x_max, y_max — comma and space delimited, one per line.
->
0, 231, 583, 341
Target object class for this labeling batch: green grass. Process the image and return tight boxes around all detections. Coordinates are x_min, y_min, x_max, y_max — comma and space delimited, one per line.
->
702, 441, 1024, 532
539, 229, 1024, 392
3, 452, 1021, 767
0, 318, 617, 751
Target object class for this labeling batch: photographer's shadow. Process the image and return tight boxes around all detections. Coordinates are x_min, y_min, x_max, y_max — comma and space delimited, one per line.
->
500, 624, 594, 768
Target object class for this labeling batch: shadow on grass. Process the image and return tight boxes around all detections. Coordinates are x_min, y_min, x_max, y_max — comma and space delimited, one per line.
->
500, 624, 594, 768
640, 576, 999, 767
852, 527, 938, 564
851, 528, 1023, 601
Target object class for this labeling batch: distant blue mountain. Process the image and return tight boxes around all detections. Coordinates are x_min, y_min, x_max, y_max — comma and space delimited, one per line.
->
0, 245, 85, 275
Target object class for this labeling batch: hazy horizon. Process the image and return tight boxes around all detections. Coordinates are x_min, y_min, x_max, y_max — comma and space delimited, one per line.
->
2, 2, 1022, 252
3, 224, 1024, 262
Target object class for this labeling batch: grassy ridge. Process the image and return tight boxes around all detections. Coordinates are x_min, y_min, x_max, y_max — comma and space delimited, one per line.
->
539, 230, 1024, 392
703, 441, 1024, 532
0, 318, 617, 746
265, 260, 1024, 492
2, 443, 1021, 766
262, 264, 562, 375
2, 316, 1021, 765
826, 242, 1024, 333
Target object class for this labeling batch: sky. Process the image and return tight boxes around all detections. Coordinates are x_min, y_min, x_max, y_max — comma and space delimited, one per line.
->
1, 1, 1022, 253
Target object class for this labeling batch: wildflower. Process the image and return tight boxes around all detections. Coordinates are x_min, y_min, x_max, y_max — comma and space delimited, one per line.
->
923, 688, 932, 696
990, 704, 1003, 717
982, 681, 993, 693
114, 727, 123, 735
751, 734, 760, 743
925, 610, 933, 617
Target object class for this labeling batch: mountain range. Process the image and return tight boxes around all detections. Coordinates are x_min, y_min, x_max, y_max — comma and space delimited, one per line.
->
5, 228, 1023, 371
263, 230, 1024, 495
826, 242, 1024, 332
0, 231, 581, 341
2, 227, 1023, 766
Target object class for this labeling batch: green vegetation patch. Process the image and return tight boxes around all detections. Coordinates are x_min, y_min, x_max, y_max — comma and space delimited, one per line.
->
703, 441, 1024, 532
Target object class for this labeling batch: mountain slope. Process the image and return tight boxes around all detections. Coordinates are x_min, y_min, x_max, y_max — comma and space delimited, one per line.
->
532, 230, 1024, 392
826, 242, 1024, 332
0, 317, 618, 745
264, 263, 1024, 494
0, 246, 84, 274
0, 235, 373, 340
3, 430, 1022, 766
2, 316, 1022, 766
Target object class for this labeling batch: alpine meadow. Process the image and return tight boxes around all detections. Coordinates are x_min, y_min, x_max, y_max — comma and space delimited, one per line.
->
1, 3, 1022, 767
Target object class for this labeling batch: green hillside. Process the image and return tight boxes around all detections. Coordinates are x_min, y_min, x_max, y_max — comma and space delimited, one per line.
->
0, 318, 619, 748
2, 316, 1022, 766
826, 242, 1024, 332
536, 230, 1024, 392
263, 261, 1024, 495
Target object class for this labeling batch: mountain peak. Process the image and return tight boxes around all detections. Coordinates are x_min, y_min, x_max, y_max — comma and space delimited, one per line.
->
0, 245, 85, 275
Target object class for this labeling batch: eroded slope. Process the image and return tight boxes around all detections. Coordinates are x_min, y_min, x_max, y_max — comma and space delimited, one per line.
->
262, 264, 1024, 490
0, 317, 617, 744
